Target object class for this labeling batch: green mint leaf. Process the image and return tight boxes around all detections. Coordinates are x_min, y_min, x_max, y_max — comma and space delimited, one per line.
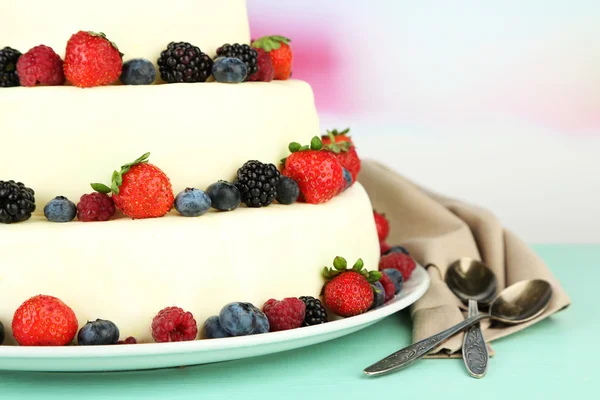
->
91, 183, 111, 194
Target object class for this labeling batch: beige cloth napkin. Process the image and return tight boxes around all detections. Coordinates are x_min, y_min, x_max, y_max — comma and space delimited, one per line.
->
358, 160, 571, 356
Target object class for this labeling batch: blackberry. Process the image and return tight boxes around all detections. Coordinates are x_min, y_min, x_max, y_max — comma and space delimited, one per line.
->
216, 43, 258, 81
299, 296, 328, 326
157, 42, 213, 83
234, 160, 280, 207
0, 180, 36, 224
0, 47, 22, 87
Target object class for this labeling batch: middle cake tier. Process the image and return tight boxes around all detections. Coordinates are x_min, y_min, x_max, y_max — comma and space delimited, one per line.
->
1, 80, 319, 209
0, 183, 380, 344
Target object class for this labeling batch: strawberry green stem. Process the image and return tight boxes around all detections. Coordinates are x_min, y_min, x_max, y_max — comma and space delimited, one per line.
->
91, 152, 150, 195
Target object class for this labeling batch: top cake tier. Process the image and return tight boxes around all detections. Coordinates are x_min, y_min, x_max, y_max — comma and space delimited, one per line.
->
1, 0, 250, 63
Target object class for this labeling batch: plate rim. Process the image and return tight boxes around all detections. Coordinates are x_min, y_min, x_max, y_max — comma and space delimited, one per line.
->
0, 265, 429, 364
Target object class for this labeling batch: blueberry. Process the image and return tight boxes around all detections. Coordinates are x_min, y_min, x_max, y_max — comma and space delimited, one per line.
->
371, 282, 385, 309
0, 321, 5, 345
219, 302, 260, 336
384, 245, 410, 256
212, 57, 247, 83
203, 316, 232, 339
342, 168, 352, 190
77, 319, 120, 345
383, 268, 404, 294
250, 306, 270, 334
275, 176, 300, 205
120, 58, 157, 85
44, 196, 77, 222
206, 181, 241, 211
174, 187, 211, 217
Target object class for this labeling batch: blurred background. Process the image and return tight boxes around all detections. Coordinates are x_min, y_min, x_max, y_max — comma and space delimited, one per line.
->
249, 0, 599, 244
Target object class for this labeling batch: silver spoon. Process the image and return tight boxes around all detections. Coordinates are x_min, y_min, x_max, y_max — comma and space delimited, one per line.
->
446, 258, 497, 378
364, 279, 553, 377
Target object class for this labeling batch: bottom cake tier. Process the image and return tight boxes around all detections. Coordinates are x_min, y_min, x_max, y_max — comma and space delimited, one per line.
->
0, 184, 379, 344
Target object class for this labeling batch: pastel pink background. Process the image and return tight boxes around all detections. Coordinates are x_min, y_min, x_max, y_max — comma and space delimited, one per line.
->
249, 0, 600, 136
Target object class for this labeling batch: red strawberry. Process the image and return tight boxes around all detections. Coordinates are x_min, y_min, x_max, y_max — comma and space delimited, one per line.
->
379, 272, 396, 302
380, 241, 391, 255
379, 252, 416, 281
64, 31, 122, 88
12, 295, 78, 346
252, 35, 292, 80
282, 137, 344, 204
335, 147, 361, 184
322, 257, 382, 317
91, 152, 174, 219
321, 128, 353, 146
373, 210, 390, 241
322, 129, 361, 185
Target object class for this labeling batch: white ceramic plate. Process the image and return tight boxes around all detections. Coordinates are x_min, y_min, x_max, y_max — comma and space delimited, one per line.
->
0, 266, 429, 372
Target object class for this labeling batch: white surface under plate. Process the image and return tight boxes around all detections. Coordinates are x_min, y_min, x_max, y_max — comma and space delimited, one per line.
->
0, 266, 429, 372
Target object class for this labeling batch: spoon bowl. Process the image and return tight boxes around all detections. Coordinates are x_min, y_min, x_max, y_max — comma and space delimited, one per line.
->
446, 258, 497, 306
490, 279, 553, 324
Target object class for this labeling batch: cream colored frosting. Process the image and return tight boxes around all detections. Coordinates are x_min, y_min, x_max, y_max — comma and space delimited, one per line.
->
1, 0, 250, 65
0, 184, 380, 344
0, 80, 319, 209
0, 0, 382, 347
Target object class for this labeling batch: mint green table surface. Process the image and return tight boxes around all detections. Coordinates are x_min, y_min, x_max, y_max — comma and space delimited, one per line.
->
0, 245, 596, 399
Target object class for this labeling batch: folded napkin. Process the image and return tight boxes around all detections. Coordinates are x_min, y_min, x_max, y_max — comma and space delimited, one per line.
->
358, 160, 571, 356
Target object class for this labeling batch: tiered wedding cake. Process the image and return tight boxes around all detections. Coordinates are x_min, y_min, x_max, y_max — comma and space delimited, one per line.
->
0, 0, 380, 344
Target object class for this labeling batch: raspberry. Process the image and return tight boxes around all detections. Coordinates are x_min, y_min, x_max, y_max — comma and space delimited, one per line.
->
380, 241, 391, 255
151, 306, 198, 343
380, 272, 396, 302
262, 298, 306, 332
16, 45, 65, 87
247, 48, 274, 82
117, 336, 137, 345
379, 252, 416, 281
77, 193, 115, 222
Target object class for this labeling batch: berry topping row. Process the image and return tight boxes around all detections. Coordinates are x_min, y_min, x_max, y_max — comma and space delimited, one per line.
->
0, 208, 417, 347
1, 129, 361, 224
0, 33, 292, 88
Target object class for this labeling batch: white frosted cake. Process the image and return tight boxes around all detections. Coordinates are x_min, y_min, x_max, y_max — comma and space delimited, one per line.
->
0, 0, 382, 346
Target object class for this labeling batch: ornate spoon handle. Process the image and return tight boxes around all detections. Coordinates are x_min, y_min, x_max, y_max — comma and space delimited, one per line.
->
364, 314, 488, 376
462, 299, 489, 378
